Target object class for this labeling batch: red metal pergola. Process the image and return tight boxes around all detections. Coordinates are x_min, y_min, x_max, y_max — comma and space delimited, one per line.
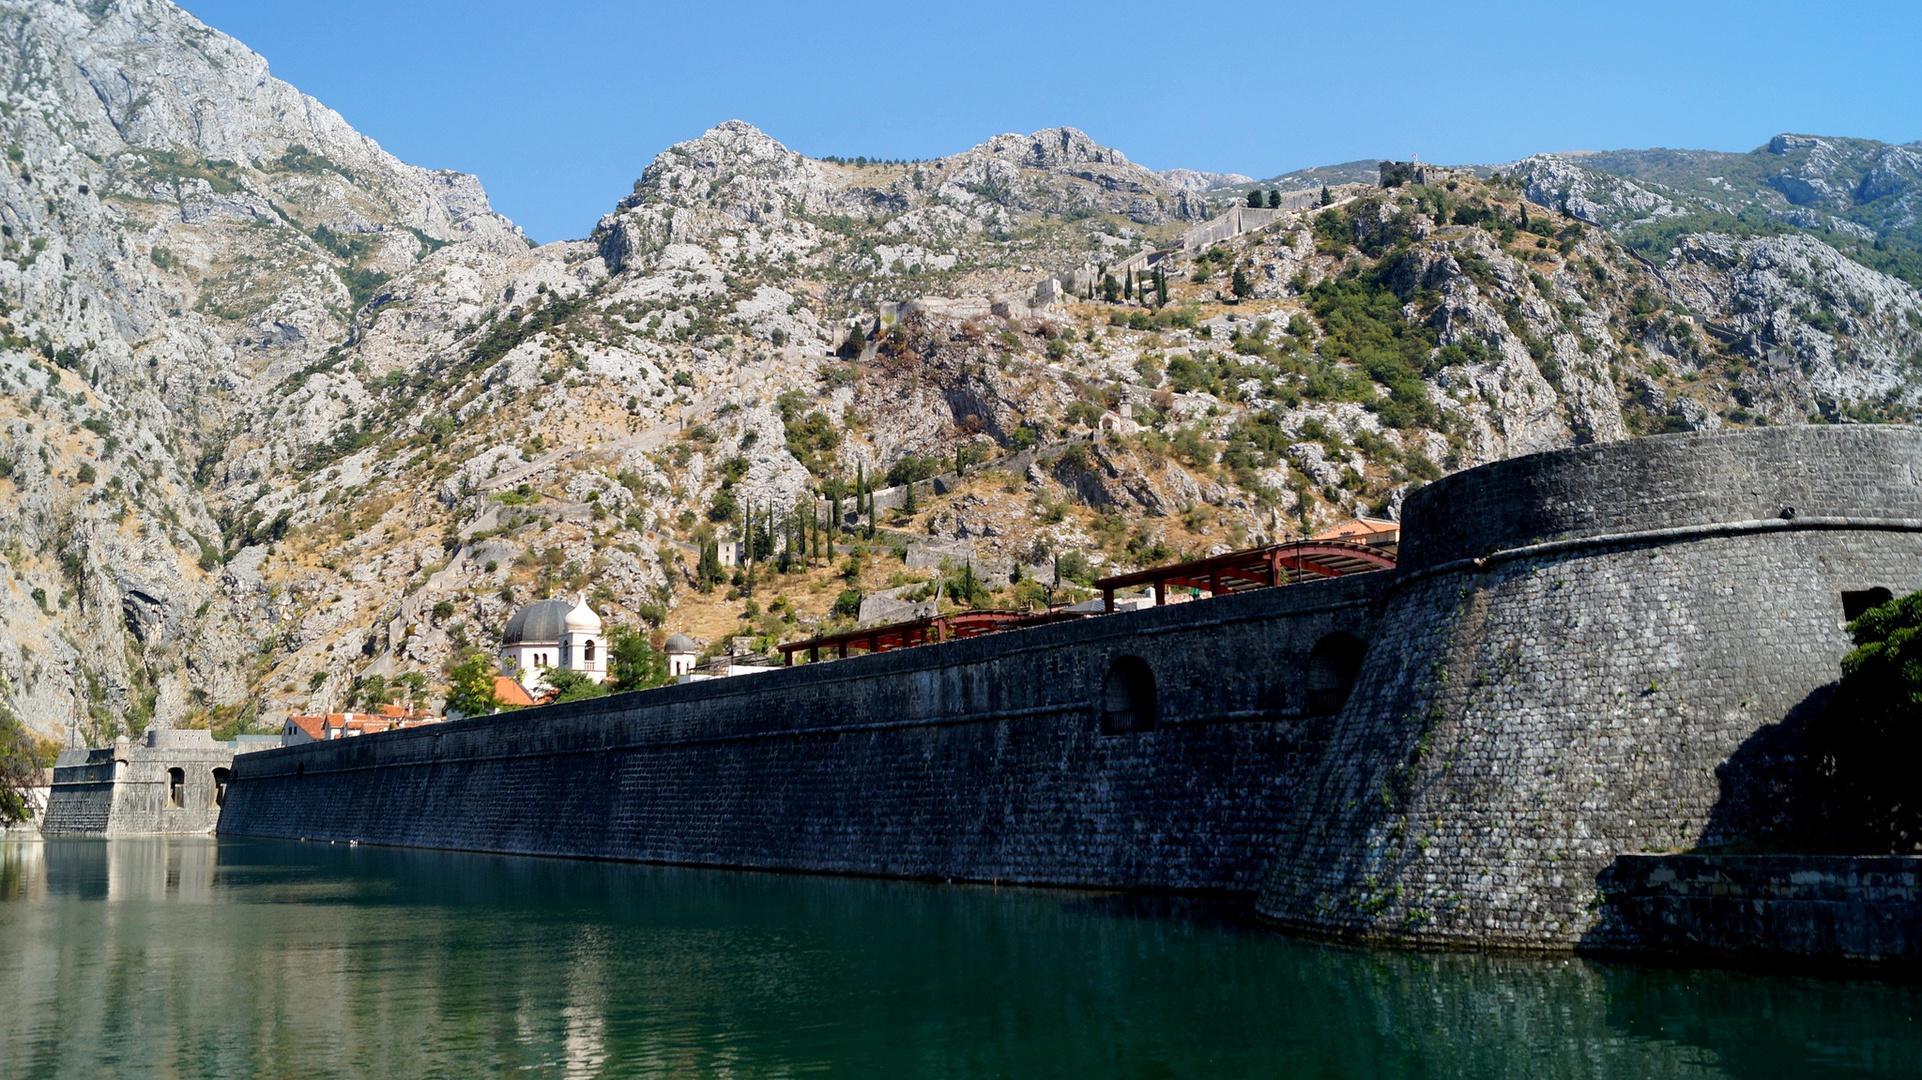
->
778, 608, 1087, 665
1091, 539, 1398, 612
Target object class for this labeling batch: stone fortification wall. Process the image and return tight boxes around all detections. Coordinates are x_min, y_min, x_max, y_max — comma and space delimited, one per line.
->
1257, 425, 1922, 948
221, 575, 1387, 893
1592, 854, 1922, 965
44, 729, 241, 836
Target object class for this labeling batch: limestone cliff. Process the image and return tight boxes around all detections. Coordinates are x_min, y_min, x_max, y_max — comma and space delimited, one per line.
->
1, 0, 1919, 743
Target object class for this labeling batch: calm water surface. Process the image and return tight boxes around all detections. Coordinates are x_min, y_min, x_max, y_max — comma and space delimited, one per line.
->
1, 837, 1918, 1079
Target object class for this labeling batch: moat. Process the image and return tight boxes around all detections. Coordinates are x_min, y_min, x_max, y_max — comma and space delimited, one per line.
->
2, 838, 1917, 1079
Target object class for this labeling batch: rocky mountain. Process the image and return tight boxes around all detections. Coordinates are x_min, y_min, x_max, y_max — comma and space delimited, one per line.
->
0, 0, 521, 739
1158, 168, 1255, 194
1, 0, 1918, 744
1507, 134, 1922, 287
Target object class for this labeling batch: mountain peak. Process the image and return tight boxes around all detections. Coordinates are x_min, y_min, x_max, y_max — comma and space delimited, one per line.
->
970, 126, 1132, 170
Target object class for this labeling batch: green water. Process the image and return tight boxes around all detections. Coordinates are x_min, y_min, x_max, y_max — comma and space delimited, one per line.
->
0, 839, 1917, 1079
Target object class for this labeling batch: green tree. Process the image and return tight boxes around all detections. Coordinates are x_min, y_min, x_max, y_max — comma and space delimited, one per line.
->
842, 321, 867, 357
1246, 189, 1264, 208
607, 626, 671, 693
1231, 264, 1254, 300
0, 705, 55, 825
539, 667, 607, 703
697, 539, 723, 592
351, 674, 392, 711
444, 652, 503, 718
1267, 189, 1282, 209
1102, 273, 1121, 303
946, 562, 991, 608
1806, 589, 1922, 852
1319, 185, 1332, 207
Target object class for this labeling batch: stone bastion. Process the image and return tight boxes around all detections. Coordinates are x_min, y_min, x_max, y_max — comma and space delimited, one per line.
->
1256, 423, 1922, 947
218, 425, 1922, 952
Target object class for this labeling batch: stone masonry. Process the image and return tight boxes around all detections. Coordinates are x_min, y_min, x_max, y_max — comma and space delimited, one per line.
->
43, 729, 252, 836
221, 574, 1385, 894
220, 425, 1922, 952
1256, 424, 1922, 947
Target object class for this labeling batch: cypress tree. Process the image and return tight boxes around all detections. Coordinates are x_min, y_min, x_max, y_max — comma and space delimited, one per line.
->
1267, 189, 1281, 209
1319, 185, 1331, 207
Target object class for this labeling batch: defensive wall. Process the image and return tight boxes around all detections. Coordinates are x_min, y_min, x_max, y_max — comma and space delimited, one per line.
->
220, 573, 1386, 894
218, 425, 1922, 953
43, 729, 253, 836
1256, 424, 1922, 948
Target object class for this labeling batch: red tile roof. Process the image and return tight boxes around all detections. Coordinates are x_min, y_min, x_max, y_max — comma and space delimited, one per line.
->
493, 677, 536, 708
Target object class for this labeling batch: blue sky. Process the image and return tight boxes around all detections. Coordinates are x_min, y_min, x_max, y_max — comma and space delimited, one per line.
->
179, 0, 1922, 244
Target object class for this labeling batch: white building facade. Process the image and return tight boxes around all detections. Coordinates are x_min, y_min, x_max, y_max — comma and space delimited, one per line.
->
501, 596, 607, 691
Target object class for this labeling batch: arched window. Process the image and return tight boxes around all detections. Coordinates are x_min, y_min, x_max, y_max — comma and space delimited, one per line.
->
1307, 633, 1368, 716
1101, 655, 1158, 734
167, 768, 185, 808
211, 767, 231, 808
583, 640, 596, 663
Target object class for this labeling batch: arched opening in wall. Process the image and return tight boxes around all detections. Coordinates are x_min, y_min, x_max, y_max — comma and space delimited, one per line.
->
167, 768, 185, 808
1306, 633, 1368, 716
584, 640, 596, 663
211, 767, 231, 808
1102, 655, 1157, 734
1842, 587, 1894, 622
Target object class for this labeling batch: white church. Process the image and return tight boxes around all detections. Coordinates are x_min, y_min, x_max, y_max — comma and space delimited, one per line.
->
500, 595, 606, 691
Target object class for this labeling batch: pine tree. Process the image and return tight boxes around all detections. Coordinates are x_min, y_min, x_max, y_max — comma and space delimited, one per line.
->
1267, 189, 1281, 209
1319, 185, 1331, 207
1231, 263, 1254, 301
1246, 189, 1263, 208
697, 540, 721, 592
743, 499, 755, 571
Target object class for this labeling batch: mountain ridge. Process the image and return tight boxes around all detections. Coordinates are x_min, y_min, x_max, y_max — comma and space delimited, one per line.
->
0, 0, 1917, 744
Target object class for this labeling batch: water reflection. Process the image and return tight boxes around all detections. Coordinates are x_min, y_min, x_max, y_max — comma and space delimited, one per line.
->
1, 837, 1917, 1079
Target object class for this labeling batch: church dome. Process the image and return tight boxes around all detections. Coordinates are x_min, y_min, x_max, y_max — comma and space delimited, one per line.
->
502, 599, 574, 646
564, 595, 602, 635
663, 633, 699, 655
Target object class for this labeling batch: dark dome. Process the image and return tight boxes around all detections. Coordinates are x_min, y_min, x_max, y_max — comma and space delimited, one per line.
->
664, 633, 699, 655
502, 599, 574, 646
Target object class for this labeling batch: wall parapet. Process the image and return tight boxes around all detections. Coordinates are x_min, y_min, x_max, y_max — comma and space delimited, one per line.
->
1397, 425, 1922, 571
